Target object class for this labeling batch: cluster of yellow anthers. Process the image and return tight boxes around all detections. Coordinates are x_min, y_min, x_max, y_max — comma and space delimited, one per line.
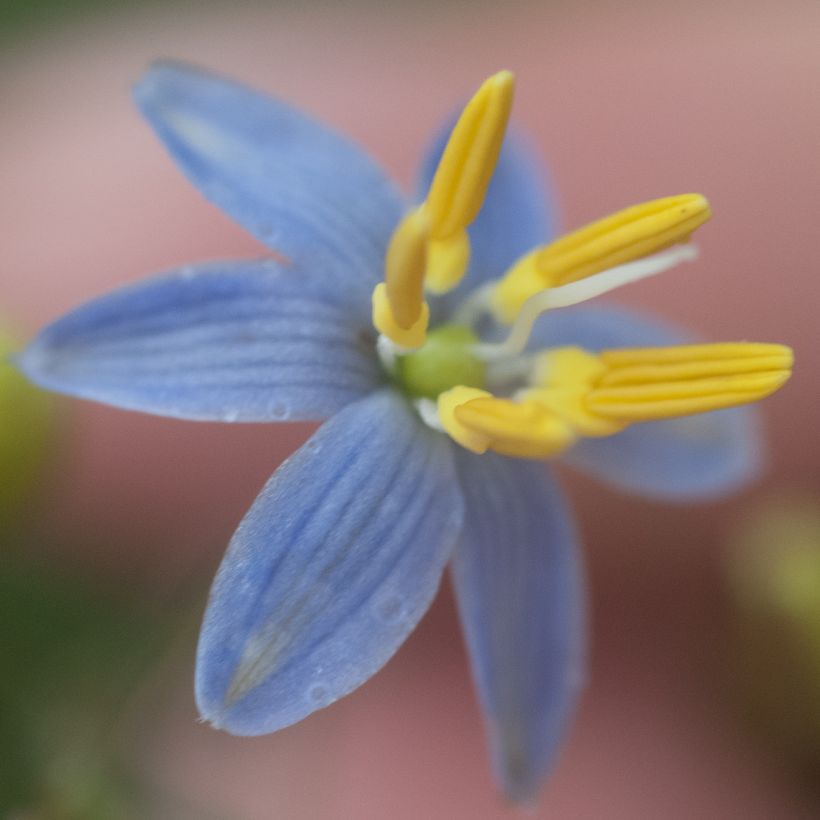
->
371, 71, 792, 459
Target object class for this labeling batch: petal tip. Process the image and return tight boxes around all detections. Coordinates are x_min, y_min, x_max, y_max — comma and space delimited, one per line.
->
492, 722, 555, 807
133, 59, 216, 116
134, 58, 195, 94
13, 338, 54, 389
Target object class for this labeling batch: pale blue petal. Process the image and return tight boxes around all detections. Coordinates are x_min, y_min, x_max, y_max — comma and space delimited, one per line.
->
17, 260, 382, 422
196, 390, 463, 734
417, 126, 555, 311
135, 62, 404, 314
451, 451, 584, 802
527, 304, 762, 500
566, 408, 761, 501
523, 302, 697, 352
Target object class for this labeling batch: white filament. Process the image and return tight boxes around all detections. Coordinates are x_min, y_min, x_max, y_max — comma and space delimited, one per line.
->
473, 244, 699, 361
415, 398, 445, 431
377, 333, 418, 373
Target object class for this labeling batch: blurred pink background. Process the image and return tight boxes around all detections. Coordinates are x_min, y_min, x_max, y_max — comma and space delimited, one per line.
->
3, 0, 820, 817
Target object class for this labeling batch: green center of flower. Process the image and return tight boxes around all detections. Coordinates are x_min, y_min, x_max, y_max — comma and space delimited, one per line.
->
396, 324, 486, 399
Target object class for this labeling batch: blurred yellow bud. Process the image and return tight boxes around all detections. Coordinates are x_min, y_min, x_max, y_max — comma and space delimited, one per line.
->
0, 322, 54, 524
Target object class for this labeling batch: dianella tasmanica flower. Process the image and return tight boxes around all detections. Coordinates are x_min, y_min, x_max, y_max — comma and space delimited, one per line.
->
17, 64, 793, 801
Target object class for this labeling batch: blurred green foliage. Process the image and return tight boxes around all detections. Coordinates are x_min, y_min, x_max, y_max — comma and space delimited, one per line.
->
0, 307, 224, 816
0, 558, 173, 818
0, 0, 161, 38
0, 323, 204, 814
0, 0, 504, 43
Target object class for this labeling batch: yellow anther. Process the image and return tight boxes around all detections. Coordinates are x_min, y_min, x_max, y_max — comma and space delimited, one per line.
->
438, 386, 494, 454
455, 396, 576, 459
384, 207, 430, 329
532, 194, 712, 286
586, 342, 792, 421
372, 283, 429, 350
526, 342, 792, 433
438, 386, 575, 459
523, 347, 626, 437
492, 194, 712, 323
375, 70, 514, 337
425, 230, 470, 294
597, 342, 793, 382
426, 71, 515, 241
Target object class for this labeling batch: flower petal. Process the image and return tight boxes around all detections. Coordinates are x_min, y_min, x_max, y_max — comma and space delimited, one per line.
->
135, 61, 405, 312
450, 451, 584, 802
196, 390, 463, 734
566, 409, 760, 501
418, 126, 555, 304
524, 302, 697, 352
528, 304, 762, 500
17, 260, 382, 422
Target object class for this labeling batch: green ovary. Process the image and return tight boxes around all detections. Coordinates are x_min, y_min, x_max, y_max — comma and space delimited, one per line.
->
396, 324, 486, 399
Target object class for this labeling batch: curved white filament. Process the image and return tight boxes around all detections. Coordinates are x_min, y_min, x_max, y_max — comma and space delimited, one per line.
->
473, 244, 699, 361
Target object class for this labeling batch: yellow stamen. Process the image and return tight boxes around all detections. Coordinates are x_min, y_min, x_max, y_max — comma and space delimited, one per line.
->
372, 283, 430, 350
437, 386, 494, 454
522, 347, 626, 437
588, 342, 792, 421
426, 71, 515, 242
438, 386, 575, 458
531, 194, 712, 286
587, 372, 790, 420
526, 342, 792, 431
598, 342, 792, 380
492, 194, 712, 323
374, 71, 515, 346
425, 230, 470, 294
384, 207, 430, 329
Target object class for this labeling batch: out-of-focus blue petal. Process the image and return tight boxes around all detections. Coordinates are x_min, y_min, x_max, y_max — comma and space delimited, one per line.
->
523, 302, 696, 352
417, 126, 555, 312
196, 390, 463, 735
450, 451, 584, 802
527, 303, 761, 500
566, 408, 761, 501
135, 62, 405, 315
17, 260, 382, 422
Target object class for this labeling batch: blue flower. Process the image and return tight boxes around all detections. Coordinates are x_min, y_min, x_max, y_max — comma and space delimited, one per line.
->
17, 63, 792, 802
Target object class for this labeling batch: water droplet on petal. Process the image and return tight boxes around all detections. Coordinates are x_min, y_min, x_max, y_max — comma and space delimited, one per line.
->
304, 439, 321, 455
271, 403, 290, 420
257, 223, 282, 247
375, 594, 405, 624
306, 683, 329, 705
